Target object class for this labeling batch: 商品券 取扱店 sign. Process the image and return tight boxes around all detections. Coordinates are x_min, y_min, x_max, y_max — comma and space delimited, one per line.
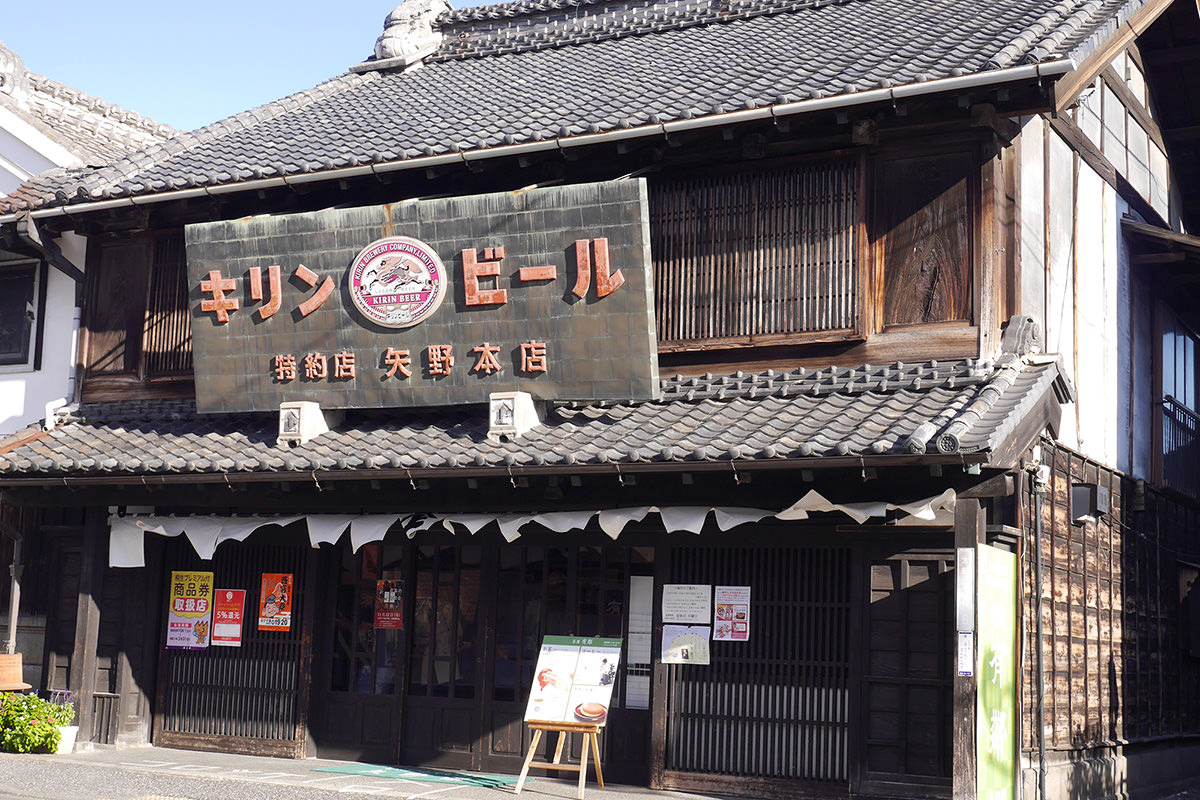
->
185, 180, 658, 413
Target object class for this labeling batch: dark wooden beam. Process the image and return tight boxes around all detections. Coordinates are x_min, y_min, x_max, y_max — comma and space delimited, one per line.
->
1163, 123, 1200, 141
1132, 252, 1188, 264
953, 498, 986, 800
1142, 41, 1200, 68
69, 508, 107, 745
958, 473, 1016, 498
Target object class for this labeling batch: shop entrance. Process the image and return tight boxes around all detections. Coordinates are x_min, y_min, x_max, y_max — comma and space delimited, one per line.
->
312, 533, 652, 782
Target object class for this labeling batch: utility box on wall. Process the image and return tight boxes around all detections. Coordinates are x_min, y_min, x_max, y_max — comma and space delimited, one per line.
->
1071, 482, 1110, 525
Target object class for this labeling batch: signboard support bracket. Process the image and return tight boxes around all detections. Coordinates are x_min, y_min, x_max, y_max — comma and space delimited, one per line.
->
515, 721, 604, 800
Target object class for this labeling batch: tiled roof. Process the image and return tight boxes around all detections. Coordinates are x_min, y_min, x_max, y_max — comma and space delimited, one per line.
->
0, 41, 176, 173
0, 356, 1063, 481
0, 0, 1146, 214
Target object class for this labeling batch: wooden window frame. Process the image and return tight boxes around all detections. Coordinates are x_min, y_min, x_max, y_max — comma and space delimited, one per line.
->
650, 151, 870, 354
0, 256, 47, 372
81, 230, 192, 401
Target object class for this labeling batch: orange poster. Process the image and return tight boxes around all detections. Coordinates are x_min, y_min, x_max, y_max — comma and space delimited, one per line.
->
258, 573, 293, 631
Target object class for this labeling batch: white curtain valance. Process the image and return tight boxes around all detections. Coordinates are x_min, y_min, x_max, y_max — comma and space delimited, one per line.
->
106, 489, 956, 568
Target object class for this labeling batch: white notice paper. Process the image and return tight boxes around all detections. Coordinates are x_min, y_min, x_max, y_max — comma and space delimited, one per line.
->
662, 625, 711, 665
957, 631, 974, 676
662, 584, 712, 623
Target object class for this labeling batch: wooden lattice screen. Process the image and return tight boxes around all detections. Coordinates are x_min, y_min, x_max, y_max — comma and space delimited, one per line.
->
160, 539, 308, 754
649, 158, 862, 349
664, 545, 851, 781
143, 235, 192, 376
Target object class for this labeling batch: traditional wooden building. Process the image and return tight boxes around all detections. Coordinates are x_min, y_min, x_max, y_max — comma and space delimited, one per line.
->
1, 0, 1200, 798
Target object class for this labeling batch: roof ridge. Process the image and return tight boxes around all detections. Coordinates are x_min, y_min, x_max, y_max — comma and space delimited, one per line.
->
63, 71, 377, 204
986, 0, 1140, 69
431, 0, 852, 63
439, 0, 612, 25
25, 72, 178, 139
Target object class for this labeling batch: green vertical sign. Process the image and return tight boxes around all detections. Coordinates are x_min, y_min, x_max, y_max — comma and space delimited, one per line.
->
977, 545, 1017, 800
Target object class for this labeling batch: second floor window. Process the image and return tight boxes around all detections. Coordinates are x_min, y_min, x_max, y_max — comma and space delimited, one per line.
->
650, 157, 863, 350
0, 257, 42, 370
1160, 308, 1200, 500
84, 233, 191, 383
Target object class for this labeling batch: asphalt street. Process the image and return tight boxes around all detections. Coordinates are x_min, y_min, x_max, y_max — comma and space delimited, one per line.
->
0, 746, 733, 800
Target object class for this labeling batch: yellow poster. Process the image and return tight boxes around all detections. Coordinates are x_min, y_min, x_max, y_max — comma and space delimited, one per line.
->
166, 571, 214, 650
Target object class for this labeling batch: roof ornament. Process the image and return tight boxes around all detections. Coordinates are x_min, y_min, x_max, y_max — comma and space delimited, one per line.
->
364, 0, 453, 72
1000, 314, 1043, 357
0, 41, 32, 106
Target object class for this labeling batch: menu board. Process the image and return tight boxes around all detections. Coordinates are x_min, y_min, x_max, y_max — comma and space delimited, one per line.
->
166, 571, 214, 650
524, 636, 622, 726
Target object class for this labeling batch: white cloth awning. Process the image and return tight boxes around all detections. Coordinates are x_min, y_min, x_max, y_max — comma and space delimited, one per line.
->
106, 489, 957, 567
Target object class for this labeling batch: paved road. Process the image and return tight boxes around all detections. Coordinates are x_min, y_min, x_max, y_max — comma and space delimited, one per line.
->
0, 746, 731, 800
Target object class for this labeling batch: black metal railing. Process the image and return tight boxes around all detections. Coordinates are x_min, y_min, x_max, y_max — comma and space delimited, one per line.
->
1162, 395, 1200, 500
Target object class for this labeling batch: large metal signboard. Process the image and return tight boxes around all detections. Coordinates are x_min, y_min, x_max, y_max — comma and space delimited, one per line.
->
185, 180, 658, 413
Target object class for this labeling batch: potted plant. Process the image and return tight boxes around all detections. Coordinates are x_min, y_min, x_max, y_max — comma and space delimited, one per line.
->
0, 690, 77, 753
48, 690, 78, 754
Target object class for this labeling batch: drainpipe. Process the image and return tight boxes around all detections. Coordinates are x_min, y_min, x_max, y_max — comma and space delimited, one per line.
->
6, 537, 20, 656
1030, 459, 1050, 800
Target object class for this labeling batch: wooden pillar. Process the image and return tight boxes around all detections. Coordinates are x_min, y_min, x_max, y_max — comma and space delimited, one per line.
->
954, 497, 986, 800
69, 507, 106, 743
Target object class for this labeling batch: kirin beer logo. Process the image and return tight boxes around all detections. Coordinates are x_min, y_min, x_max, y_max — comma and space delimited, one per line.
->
348, 236, 447, 328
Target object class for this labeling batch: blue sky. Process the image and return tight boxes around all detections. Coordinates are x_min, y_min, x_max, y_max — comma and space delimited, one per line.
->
2, 1, 462, 132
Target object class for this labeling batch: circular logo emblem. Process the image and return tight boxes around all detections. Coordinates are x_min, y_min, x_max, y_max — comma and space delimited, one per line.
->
348, 236, 447, 328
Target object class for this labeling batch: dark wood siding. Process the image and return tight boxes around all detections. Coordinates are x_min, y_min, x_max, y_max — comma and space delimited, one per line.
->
1022, 440, 1200, 756
85, 238, 152, 377
877, 151, 974, 328
143, 236, 192, 376
859, 549, 953, 790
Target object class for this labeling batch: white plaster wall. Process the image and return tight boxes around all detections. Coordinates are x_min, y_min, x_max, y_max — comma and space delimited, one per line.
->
1018, 117, 1046, 342
1045, 128, 1079, 450
1072, 168, 1121, 467
1027, 116, 1149, 477
0, 127, 56, 196
0, 232, 83, 434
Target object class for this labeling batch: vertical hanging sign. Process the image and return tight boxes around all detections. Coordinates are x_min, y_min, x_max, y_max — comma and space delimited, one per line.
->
166, 571, 214, 650
258, 573, 294, 631
212, 588, 247, 647
977, 545, 1017, 800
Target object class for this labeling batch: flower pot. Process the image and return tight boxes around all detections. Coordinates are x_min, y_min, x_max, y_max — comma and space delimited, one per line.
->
56, 725, 78, 755
0, 653, 31, 691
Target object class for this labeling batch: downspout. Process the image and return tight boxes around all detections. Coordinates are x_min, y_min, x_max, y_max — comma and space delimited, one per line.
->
6, 537, 20, 656
1030, 458, 1050, 800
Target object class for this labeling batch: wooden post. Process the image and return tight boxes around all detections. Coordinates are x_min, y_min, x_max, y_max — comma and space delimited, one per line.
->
954, 497, 986, 800
69, 508, 107, 744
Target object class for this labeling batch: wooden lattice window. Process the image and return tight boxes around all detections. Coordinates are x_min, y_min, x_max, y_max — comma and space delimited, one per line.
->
85, 232, 191, 383
650, 157, 864, 350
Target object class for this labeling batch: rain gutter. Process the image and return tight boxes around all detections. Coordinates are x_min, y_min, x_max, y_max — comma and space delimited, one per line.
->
0, 59, 1074, 226
0, 451, 995, 489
